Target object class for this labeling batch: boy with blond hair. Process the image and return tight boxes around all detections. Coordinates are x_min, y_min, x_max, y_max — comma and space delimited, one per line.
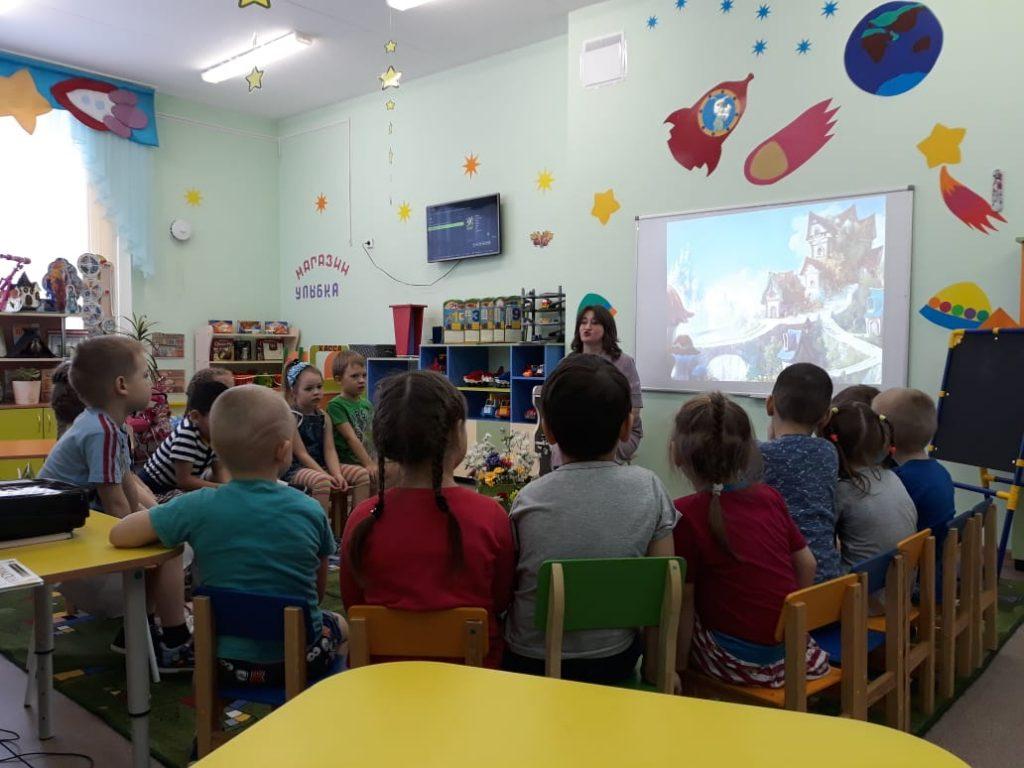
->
111, 385, 345, 685
40, 336, 193, 671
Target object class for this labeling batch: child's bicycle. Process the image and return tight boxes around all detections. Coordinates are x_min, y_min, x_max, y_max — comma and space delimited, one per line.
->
0, 254, 31, 311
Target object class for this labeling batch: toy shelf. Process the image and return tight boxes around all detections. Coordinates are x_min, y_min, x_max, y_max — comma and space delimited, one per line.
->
211, 333, 298, 340
194, 325, 301, 383
211, 360, 284, 366
366, 357, 419, 404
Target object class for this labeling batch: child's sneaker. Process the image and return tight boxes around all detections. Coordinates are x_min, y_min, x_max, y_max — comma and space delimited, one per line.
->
109, 620, 161, 656
158, 637, 195, 674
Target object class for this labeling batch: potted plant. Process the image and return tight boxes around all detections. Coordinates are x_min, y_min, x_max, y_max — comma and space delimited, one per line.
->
464, 429, 534, 512
11, 367, 41, 405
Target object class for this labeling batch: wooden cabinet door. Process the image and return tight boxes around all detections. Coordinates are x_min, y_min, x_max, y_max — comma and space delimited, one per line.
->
0, 408, 44, 440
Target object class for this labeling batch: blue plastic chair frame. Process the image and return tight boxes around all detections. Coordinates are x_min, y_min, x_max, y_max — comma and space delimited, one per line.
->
811, 550, 895, 665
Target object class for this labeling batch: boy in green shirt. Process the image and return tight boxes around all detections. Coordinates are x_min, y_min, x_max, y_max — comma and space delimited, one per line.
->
327, 350, 374, 506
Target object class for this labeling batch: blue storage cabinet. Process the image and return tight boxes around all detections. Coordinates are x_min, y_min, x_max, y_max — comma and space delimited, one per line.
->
366, 357, 419, 403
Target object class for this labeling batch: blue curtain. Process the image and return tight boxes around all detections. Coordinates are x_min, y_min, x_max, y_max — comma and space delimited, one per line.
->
70, 120, 156, 277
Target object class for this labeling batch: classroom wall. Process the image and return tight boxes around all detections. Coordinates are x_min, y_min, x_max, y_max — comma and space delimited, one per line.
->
134, 94, 280, 373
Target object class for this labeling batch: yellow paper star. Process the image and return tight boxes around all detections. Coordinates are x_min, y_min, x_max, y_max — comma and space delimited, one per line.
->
185, 188, 203, 207
379, 65, 402, 91
591, 189, 621, 225
385, 99, 396, 111
315, 194, 328, 213
917, 124, 966, 169
536, 169, 555, 192
238, 0, 271, 7
463, 154, 481, 178
0, 69, 52, 135
246, 66, 264, 92
385, 40, 398, 54
397, 202, 412, 222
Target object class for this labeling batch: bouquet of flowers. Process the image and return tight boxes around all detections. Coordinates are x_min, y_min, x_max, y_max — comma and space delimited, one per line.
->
464, 429, 534, 510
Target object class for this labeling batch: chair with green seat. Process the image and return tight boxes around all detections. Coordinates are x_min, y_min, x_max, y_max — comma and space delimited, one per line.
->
534, 557, 684, 694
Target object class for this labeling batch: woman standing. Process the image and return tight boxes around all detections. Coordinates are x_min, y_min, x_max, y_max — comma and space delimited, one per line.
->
551, 305, 643, 465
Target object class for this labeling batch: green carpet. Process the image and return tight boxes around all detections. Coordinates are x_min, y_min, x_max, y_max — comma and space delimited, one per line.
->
0, 580, 1021, 767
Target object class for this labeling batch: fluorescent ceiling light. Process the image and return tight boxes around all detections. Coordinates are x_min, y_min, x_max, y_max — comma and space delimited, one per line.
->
0, 0, 28, 14
201, 32, 313, 84
387, 0, 437, 10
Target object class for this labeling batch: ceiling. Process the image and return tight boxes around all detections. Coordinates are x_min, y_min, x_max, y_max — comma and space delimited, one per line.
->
0, 0, 602, 120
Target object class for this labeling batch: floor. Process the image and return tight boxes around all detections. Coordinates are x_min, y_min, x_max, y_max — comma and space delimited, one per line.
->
0, 657, 161, 767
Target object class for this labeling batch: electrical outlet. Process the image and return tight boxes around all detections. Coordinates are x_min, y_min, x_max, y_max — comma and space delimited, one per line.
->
363, 238, 375, 250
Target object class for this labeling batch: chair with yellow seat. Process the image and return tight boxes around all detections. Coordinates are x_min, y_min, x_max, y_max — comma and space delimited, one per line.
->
685, 574, 866, 717
347, 605, 489, 667
535, 557, 684, 694
938, 509, 981, 701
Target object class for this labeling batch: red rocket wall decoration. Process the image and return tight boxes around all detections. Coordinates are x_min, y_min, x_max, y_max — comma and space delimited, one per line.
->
665, 73, 754, 176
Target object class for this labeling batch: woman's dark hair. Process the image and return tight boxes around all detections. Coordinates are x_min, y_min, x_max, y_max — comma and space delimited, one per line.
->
671, 392, 756, 560
822, 402, 894, 494
347, 371, 467, 580
50, 361, 85, 434
571, 305, 622, 359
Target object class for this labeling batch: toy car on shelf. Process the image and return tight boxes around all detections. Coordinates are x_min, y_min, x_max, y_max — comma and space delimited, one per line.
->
463, 366, 506, 387
524, 407, 538, 421
481, 397, 498, 418
521, 364, 545, 378
496, 400, 511, 419
494, 368, 511, 387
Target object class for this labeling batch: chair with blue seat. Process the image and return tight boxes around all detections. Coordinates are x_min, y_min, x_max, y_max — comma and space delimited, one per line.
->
535, 557, 684, 694
193, 587, 342, 758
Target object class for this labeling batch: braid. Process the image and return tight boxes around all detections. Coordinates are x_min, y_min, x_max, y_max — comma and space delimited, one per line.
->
431, 428, 464, 571
707, 393, 740, 561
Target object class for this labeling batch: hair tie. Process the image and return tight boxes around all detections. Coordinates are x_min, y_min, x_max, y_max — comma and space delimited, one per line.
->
829, 433, 839, 443
711, 483, 724, 496
286, 361, 311, 388
878, 413, 887, 422
830, 406, 839, 415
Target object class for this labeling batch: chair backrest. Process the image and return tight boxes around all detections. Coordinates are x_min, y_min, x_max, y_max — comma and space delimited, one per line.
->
851, 549, 897, 594
346, 606, 488, 661
948, 509, 974, 536
896, 529, 930, 570
534, 557, 687, 631
774, 574, 859, 641
193, 586, 312, 642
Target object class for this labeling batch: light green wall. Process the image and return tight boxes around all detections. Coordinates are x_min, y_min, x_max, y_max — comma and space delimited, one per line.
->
134, 94, 280, 372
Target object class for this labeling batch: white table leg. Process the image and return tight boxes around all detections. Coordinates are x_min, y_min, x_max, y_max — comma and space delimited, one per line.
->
32, 584, 53, 739
123, 569, 150, 768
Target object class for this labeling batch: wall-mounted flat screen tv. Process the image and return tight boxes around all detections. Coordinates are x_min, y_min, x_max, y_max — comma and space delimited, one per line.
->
426, 194, 501, 263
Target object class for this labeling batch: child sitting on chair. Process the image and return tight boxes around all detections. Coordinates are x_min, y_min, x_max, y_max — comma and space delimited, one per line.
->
327, 351, 377, 506
503, 355, 678, 685
281, 360, 349, 516
339, 371, 515, 669
671, 392, 826, 688
111, 385, 346, 686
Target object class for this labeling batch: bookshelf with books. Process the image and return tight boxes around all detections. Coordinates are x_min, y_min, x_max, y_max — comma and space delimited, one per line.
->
194, 322, 301, 387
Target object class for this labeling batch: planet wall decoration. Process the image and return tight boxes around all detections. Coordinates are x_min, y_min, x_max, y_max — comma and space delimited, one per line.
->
844, 2, 943, 97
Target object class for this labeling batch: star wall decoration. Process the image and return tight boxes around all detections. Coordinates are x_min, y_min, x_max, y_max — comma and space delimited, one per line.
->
385, 99, 396, 111
463, 154, 481, 177
591, 189, 621, 225
756, 4, 771, 20
315, 194, 328, 213
796, 39, 812, 54
238, 0, 271, 7
0, 69, 51, 134
536, 169, 555, 192
676, 0, 687, 9
185, 188, 203, 207
397, 202, 412, 222
245, 66, 264, 92
385, 40, 398, 54
822, 2, 838, 18
646, 15, 658, 29
753, 40, 768, 56
721, 0, 734, 13
379, 65, 402, 91
917, 124, 966, 169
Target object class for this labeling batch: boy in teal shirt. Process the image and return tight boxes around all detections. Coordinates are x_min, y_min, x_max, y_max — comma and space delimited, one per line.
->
111, 385, 345, 684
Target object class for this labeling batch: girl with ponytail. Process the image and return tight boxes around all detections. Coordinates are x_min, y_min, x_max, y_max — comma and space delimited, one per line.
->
338, 371, 516, 668
672, 392, 828, 689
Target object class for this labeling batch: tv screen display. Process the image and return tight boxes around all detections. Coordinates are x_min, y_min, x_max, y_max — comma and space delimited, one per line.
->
426, 194, 501, 263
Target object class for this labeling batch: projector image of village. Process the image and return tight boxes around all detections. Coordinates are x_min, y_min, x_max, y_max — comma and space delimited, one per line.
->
666, 195, 885, 388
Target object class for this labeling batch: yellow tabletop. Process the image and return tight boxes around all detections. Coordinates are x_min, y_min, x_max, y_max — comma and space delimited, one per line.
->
11, 512, 181, 583
194, 662, 967, 767
0, 439, 56, 460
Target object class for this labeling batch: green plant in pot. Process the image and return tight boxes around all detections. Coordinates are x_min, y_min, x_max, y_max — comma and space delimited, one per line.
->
11, 367, 41, 406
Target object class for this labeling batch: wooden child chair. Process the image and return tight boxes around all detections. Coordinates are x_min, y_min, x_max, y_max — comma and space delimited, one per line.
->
938, 509, 981, 701
686, 574, 866, 717
347, 606, 488, 667
974, 501, 999, 666
534, 557, 684, 694
193, 587, 340, 758
328, 489, 350, 538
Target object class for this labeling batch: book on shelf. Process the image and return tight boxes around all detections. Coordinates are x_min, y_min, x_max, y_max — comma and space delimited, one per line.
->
211, 339, 235, 361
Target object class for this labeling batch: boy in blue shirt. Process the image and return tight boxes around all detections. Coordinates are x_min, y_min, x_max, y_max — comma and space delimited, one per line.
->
111, 385, 345, 686
39, 336, 192, 671
873, 387, 955, 544
760, 363, 843, 583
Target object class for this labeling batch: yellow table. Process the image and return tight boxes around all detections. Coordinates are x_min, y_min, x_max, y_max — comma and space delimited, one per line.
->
194, 662, 968, 767
14, 512, 181, 768
0, 439, 56, 460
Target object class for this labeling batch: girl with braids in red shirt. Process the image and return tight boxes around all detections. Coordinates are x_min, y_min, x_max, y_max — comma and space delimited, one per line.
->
671, 392, 828, 688
338, 371, 516, 668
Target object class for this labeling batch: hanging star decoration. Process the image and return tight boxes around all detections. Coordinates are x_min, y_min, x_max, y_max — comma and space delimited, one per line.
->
315, 194, 328, 213
397, 202, 412, 222
388, 147, 395, 165
720, 0, 734, 13
246, 67, 264, 92
753, 40, 768, 56
0, 69, 52, 134
238, 0, 271, 7
536, 169, 555, 192
756, 4, 771, 20
796, 39, 812, 55
591, 189, 621, 225
646, 15, 658, 29
821, 1, 838, 18
463, 154, 481, 178
917, 124, 966, 169
676, 0, 687, 9
385, 99, 396, 111
185, 188, 203, 207
385, 40, 398, 54
388, 122, 394, 135
379, 65, 402, 91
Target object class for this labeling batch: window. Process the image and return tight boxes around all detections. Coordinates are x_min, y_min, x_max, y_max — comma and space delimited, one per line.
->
0, 110, 123, 322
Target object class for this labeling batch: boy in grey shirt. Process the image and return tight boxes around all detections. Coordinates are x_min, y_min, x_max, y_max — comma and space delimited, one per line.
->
504, 355, 679, 684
